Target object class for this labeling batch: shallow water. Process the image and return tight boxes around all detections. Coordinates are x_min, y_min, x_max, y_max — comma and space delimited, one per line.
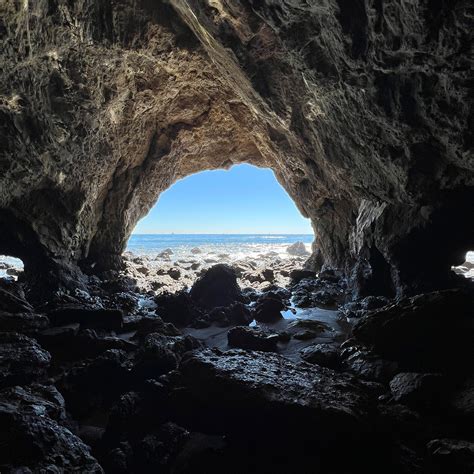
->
184, 305, 351, 362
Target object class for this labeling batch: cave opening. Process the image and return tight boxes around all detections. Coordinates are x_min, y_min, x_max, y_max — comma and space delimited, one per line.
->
0, 255, 24, 281
126, 163, 315, 264
452, 251, 474, 281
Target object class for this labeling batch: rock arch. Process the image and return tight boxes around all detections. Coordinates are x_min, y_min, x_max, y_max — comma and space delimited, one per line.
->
0, 0, 472, 295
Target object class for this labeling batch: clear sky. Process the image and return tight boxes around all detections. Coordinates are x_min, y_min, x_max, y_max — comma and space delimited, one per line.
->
133, 164, 313, 234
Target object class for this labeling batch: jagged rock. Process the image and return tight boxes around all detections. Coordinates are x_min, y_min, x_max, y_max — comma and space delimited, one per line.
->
340, 341, 399, 383
0, 311, 49, 334
426, 439, 474, 474
0, 384, 66, 422
155, 291, 203, 327
389, 372, 445, 409
190, 265, 243, 310
300, 343, 340, 369
253, 293, 284, 323
0, 384, 103, 472
227, 326, 279, 352
133, 334, 202, 381
286, 242, 310, 256
0, 332, 51, 388
58, 349, 133, 418
353, 289, 474, 371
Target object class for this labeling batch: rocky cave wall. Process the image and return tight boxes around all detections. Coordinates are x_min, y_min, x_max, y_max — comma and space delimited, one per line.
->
0, 0, 473, 296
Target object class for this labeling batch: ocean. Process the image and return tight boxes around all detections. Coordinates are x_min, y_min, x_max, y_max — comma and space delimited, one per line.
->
126, 233, 314, 262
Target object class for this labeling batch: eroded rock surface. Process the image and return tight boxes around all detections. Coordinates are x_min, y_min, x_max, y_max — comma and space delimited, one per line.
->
0, 0, 472, 295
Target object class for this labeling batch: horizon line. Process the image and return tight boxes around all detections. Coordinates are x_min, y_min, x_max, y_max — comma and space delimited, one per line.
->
130, 232, 314, 235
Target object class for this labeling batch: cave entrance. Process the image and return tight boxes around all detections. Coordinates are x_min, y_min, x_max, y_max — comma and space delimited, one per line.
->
125, 164, 314, 287
0, 255, 24, 281
452, 251, 474, 280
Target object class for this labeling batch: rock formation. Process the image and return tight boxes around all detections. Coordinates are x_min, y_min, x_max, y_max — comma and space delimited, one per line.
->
0, 0, 472, 295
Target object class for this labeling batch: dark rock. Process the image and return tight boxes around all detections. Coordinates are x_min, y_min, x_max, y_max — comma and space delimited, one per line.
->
0, 332, 51, 388
207, 302, 253, 327
58, 349, 132, 418
262, 268, 274, 282
227, 326, 279, 352
353, 289, 474, 371
39, 327, 137, 361
0, 384, 66, 422
190, 264, 243, 309
48, 305, 124, 330
449, 377, 474, 422
253, 293, 284, 323
289, 269, 316, 283
176, 349, 371, 443
155, 291, 203, 327
426, 439, 474, 474
132, 315, 181, 341
300, 343, 340, 369
133, 333, 202, 381
168, 267, 181, 280
0, 286, 33, 313
0, 384, 103, 472
389, 372, 445, 410
0, 311, 49, 334
340, 342, 399, 383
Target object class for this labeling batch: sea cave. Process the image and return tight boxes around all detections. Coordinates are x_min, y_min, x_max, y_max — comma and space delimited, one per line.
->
0, 1, 473, 472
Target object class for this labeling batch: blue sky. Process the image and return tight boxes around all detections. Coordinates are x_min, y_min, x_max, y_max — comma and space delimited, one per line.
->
133, 164, 313, 234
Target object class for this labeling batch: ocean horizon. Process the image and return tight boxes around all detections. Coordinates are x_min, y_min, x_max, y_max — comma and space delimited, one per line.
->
126, 233, 314, 262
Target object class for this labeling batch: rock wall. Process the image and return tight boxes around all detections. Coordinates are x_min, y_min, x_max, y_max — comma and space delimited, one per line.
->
0, 0, 473, 295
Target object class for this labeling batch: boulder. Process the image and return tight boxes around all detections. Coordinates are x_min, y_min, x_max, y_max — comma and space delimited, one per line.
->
207, 302, 253, 327
286, 242, 310, 256
426, 439, 474, 474
133, 333, 202, 381
352, 289, 474, 371
253, 293, 284, 323
190, 247, 202, 254
177, 349, 371, 444
227, 326, 279, 352
58, 349, 133, 418
389, 372, 445, 409
300, 343, 340, 369
155, 291, 203, 327
289, 269, 316, 283
0, 332, 51, 388
190, 265, 243, 309
340, 342, 399, 383
0, 384, 103, 472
